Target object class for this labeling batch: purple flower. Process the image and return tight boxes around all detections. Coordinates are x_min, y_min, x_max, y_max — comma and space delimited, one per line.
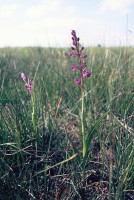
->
81, 61, 87, 67
74, 78, 81, 85
21, 73, 32, 94
68, 52, 77, 56
81, 54, 87, 59
70, 64, 78, 72
83, 70, 91, 78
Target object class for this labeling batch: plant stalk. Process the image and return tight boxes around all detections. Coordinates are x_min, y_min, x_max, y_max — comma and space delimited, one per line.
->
32, 92, 36, 133
81, 75, 86, 158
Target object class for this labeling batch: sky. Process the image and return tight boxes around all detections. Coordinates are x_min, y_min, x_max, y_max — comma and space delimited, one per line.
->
0, 0, 134, 47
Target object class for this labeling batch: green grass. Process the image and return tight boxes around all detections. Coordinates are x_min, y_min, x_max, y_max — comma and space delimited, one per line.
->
0, 46, 133, 199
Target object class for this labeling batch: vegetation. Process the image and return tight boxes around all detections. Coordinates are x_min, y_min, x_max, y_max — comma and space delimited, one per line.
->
0, 46, 133, 199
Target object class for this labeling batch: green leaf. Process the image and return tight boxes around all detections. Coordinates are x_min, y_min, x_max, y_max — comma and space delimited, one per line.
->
34, 153, 78, 176
67, 132, 81, 164
82, 110, 110, 169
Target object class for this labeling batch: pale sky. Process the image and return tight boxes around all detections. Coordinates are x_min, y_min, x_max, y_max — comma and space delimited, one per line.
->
0, 0, 134, 47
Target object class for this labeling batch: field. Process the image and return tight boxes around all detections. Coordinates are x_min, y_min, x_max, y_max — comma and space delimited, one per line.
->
0, 46, 133, 199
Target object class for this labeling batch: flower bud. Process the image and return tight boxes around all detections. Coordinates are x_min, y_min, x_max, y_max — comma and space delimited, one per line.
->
71, 46, 75, 50
80, 47, 84, 51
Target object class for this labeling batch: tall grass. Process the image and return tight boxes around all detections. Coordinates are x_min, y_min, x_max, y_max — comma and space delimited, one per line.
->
0, 46, 133, 199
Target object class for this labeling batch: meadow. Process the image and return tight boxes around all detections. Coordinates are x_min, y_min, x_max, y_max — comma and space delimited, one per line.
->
0, 45, 133, 199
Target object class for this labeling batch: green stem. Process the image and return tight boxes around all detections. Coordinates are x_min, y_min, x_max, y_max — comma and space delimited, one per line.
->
77, 45, 86, 158
32, 93, 36, 132
31, 92, 39, 142
81, 76, 86, 158
31, 61, 40, 135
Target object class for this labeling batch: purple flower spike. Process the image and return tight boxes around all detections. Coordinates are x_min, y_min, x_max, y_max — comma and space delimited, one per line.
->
21, 72, 32, 94
83, 70, 91, 78
74, 78, 81, 85
68, 30, 91, 85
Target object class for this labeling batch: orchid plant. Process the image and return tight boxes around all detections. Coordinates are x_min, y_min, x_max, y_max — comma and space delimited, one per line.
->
68, 31, 109, 176
68, 30, 91, 158
21, 72, 36, 135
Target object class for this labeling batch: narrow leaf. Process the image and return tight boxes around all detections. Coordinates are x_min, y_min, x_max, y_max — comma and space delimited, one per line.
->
82, 110, 110, 168
35, 153, 77, 176
67, 132, 81, 164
